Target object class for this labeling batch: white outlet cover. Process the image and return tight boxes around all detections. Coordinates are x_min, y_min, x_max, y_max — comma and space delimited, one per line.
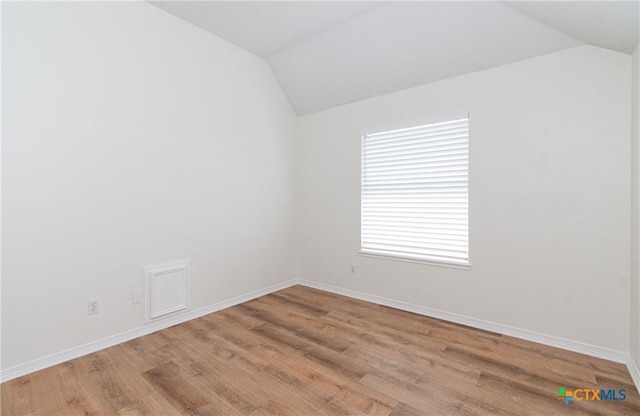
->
132, 290, 142, 305
88, 299, 99, 315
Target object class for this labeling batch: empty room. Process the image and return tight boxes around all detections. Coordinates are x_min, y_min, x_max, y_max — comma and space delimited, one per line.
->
2, 1, 640, 415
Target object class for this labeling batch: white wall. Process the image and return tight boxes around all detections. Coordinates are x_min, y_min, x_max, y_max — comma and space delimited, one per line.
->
2, 2, 296, 369
2, 2, 636, 375
296, 46, 631, 352
631, 43, 640, 367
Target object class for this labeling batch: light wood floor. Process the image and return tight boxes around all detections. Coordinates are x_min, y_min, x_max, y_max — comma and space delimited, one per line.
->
2, 285, 639, 415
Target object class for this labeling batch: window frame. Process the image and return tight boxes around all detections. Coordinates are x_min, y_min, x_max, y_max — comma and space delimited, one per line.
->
359, 116, 471, 269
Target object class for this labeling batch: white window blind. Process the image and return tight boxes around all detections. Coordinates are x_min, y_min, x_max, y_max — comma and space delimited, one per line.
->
361, 118, 469, 266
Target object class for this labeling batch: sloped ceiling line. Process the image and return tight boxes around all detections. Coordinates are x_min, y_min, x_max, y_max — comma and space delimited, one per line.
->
149, 1, 639, 115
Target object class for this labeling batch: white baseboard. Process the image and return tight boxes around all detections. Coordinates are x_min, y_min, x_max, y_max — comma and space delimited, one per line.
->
0, 279, 299, 383
3, 277, 633, 390
627, 353, 640, 393
299, 279, 628, 364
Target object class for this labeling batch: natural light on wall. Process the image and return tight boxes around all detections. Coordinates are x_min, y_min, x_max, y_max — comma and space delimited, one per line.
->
360, 117, 469, 267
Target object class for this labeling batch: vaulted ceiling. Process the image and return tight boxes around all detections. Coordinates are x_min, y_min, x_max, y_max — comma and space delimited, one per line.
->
150, 1, 640, 115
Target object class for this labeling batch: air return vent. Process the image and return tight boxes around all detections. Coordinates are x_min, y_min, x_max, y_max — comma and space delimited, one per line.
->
142, 259, 190, 324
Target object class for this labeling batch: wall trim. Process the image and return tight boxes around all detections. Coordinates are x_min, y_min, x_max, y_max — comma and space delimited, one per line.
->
299, 279, 628, 364
3, 277, 633, 388
0, 278, 299, 383
627, 353, 640, 393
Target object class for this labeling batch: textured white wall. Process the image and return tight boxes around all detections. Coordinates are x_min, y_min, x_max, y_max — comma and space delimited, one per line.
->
296, 46, 631, 352
2, 2, 296, 369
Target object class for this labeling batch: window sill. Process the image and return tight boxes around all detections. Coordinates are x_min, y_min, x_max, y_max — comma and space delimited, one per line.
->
358, 251, 471, 270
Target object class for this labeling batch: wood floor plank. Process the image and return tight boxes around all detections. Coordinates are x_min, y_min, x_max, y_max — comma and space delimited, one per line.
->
168, 332, 271, 414
250, 323, 370, 382
79, 350, 172, 415
2, 285, 639, 415
343, 342, 482, 388
9, 370, 48, 415
143, 360, 242, 416
323, 309, 449, 355
475, 371, 610, 416
359, 372, 463, 415
51, 363, 103, 416
248, 297, 335, 331
441, 343, 599, 388
235, 303, 353, 353
261, 292, 330, 317
257, 343, 398, 416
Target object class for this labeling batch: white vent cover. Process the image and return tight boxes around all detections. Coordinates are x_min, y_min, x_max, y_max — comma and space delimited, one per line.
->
142, 259, 190, 324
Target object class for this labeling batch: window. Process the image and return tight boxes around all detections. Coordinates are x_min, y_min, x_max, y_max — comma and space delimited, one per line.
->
361, 117, 469, 267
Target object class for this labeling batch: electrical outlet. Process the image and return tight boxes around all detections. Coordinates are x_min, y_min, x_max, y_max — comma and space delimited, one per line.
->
88, 299, 99, 315
350, 264, 356, 274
